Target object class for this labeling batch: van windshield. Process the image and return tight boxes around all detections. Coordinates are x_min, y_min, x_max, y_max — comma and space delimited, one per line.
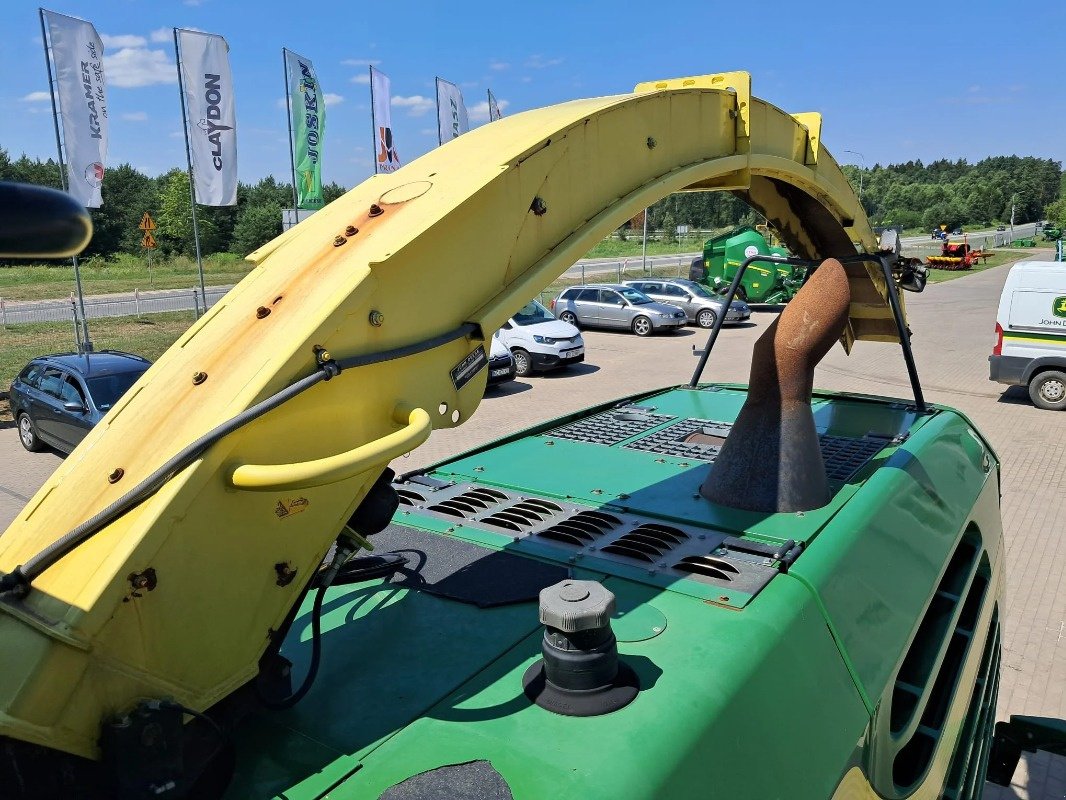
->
513, 301, 556, 326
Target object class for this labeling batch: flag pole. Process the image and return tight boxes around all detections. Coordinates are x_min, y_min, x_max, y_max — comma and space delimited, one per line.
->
173, 28, 208, 316
40, 7, 92, 352
368, 65, 378, 174
282, 49, 298, 211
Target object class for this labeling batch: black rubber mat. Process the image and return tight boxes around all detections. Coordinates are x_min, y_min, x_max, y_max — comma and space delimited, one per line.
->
379, 760, 514, 800
374, 523, 567, 608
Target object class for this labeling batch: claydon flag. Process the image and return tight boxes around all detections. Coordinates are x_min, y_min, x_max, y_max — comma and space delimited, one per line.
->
285, 49, 325, 209
370, 66, 400, 173
176, 29, 237, 206
43, 9, 108, 208
435, 77, 469, 145
488, 89, 502, 122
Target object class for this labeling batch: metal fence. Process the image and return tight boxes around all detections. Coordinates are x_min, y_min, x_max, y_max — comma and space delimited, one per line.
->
0, 286, 229, 327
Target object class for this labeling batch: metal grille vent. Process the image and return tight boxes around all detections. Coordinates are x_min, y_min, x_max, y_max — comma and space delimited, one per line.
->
543, 408, 674, 446
624, 418, 728, 460
536, 511, 624, 545
600, 523, 689, 562
820, 435, 890, 482
674, 555, 741, 582
426, 487, 509, 519
481, 498, 564, 531
397, 488, 427, 507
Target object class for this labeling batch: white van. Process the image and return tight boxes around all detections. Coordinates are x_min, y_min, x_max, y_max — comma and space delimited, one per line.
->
989, 260, 1066, 410
498, 299, 584, 376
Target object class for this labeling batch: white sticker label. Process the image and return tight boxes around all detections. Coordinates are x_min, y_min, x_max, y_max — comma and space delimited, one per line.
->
744, 245, 760, 259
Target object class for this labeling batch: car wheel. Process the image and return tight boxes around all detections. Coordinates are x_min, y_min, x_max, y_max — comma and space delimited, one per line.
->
1029, 370, 1066, 411
512, 349, 533, 377
559, 311, 579, 327
17, 413, 43, 452
696, 308, 718, 329
632, 316, 653, 337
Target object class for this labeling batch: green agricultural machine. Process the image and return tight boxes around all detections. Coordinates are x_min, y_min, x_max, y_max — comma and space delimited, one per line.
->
4, 72, 1065, 800
691, 224, 805, 303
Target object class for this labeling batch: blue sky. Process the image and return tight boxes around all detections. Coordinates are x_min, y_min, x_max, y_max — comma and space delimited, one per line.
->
3, 0, 1063, 189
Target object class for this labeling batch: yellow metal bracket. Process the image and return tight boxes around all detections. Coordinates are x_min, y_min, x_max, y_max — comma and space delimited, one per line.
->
792, 112, 822, 165
635, 70, 751, 143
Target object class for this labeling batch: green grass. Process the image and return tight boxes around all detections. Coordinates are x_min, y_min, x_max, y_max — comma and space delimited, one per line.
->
0, 311, 196, 393
581, 236, 709, 259
0, 252, 253, 301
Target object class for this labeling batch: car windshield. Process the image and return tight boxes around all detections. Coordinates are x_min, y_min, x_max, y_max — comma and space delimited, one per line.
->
677, 280, 716, 298
86, 369, 148, 411
512, 300, 556, 326
617, 287, 652, 304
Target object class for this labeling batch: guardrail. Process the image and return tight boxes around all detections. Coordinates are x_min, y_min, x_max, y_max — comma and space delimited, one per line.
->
0, 286, 229, 327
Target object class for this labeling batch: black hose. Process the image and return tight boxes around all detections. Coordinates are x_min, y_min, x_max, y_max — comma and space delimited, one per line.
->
0, 322, 479, 597
256, 584, 326, 710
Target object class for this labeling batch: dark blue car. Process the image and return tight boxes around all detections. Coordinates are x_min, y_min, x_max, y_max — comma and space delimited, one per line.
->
10, 351, 151, 454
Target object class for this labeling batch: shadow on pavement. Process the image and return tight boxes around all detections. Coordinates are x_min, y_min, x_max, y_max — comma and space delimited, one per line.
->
995, 386, 1032, 406
537, 363, 600, 379
484, 381, 533, 398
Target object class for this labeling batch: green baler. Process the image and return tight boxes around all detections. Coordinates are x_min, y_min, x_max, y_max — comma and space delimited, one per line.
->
694, 225, 805, 303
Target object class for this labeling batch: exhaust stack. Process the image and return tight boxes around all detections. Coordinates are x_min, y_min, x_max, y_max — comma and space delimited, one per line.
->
700, 258, 851, 512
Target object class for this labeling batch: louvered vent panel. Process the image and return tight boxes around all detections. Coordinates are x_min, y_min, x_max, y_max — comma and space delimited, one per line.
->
536, 511, 623, 546
396, 488, 427, 507
426, 487, 509, 519
481, 498, 564, 531
601, 523, 689, 562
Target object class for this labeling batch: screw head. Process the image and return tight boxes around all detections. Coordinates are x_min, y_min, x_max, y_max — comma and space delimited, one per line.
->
192, 371, 208, 385
646, 137, 657, 149
333, 236, 347, 247
107, 467, 124, 484
256, 306, 271, 319
368, 203, 384, 217
345, 225, 359, 236
529, 196, 548, 216
369, 310, 385, 327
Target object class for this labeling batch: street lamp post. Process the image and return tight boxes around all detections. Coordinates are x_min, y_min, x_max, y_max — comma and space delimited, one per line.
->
842, 149, 866, 199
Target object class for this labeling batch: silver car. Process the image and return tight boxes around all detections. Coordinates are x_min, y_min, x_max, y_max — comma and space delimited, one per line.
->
623, 279, 751, 329
551, 284, 687, 336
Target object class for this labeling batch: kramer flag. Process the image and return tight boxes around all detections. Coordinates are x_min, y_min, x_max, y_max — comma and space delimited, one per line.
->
435, 77, 469, 145
42, 9, 108, 208
176, 29, 237, 206
284, 49, 325, 209
370, 66, 400, 173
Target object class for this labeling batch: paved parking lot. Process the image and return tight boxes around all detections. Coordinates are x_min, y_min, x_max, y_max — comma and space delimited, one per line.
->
1, 254, 1063, 797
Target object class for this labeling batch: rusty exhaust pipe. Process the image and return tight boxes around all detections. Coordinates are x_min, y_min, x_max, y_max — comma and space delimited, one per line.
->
700, 258, 851, 512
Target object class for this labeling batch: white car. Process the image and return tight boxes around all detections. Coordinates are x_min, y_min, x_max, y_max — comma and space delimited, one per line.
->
486, 334, 517, 386
498, 300, 585, 376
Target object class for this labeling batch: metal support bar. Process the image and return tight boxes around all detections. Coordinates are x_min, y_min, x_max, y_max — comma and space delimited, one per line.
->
687, 253, 927, 413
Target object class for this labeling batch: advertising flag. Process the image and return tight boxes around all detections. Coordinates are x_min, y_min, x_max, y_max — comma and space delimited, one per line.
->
435, 77, 469, 145
370, 66, 400, 173
43, 9, 108, 208
176, 29, 238, 206
487, 89, 502, 122
284, 49, 325, 209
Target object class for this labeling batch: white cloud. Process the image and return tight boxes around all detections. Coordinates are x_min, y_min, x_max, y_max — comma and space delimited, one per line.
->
150, 27, 171, 43
419, 128, 436, 136
101, 34, 147, 49
489, 60, 509, 71
105, 47, 176, 88
324, 93, 344, 107
183, 0, 204, 6
341, 58, 381, 67
21, 91, 51, 103
350, 73, 371, 85
524, 54, 563, 69
469, 99, 510, 123
121, 111, 148, 122
392, 94, 434, 116
275, 97, 287, 110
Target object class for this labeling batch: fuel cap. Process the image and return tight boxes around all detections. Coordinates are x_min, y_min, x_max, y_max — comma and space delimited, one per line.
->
539, 580, 615, 633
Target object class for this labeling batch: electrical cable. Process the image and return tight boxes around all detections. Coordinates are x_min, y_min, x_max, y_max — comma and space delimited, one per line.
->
0, 322, 478, 597
256, 584, 327, 711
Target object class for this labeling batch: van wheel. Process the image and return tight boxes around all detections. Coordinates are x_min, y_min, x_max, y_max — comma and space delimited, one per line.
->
512, 349, 532, 377
696, 309, 718, 329
559, 311, 579, 328
1029, 370, 1066, 410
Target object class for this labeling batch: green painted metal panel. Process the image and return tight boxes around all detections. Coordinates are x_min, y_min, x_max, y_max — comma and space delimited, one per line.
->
788, 410, 998, 703
323, 577, 869, 800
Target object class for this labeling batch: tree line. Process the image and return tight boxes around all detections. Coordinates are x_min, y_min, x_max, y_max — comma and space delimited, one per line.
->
2, 148, 1062, 263
0, 148, 346, 261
